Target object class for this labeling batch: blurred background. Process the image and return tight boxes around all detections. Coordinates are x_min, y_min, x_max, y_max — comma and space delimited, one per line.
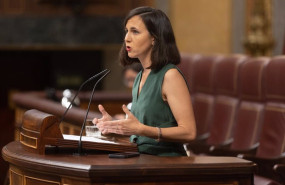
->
0, 0, 284, 184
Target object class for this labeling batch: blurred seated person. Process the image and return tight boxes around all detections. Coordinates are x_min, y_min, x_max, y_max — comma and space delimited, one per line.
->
123, 63, 143, 90
114, 63, 143, 119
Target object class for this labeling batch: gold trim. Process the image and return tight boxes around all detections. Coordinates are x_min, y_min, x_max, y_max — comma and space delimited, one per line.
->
257, 64, 263, 99
10, 168, 24, 185
24, 175, 60, 185
281, 133, 285, 155
214, 97, 238, 140
240, 103, 263, 111
282, 134, 285, 155
20, 132, 38, 149
21, 126, 39, 134
265, 106, 285, 113
251, 110, 261, 145
233, 57, 245, 94
195, 95, 214, 103
226, 104, 237, 140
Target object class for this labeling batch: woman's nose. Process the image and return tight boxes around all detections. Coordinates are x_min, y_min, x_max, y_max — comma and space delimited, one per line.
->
125, 32, 131, 42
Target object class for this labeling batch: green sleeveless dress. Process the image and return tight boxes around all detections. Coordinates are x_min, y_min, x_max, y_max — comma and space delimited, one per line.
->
130, 64, 187, 156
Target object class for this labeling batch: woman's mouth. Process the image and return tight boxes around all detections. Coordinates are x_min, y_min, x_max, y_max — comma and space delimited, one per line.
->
126, 46, 131, 51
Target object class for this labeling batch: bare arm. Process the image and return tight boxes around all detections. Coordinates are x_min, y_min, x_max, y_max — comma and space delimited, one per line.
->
139, 68, 196, 142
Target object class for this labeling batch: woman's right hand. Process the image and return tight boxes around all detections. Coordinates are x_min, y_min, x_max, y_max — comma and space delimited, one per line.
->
92, 104, 113, 125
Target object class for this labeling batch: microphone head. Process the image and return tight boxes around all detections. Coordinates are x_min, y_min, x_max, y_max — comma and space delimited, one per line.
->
61, 89, 80, 108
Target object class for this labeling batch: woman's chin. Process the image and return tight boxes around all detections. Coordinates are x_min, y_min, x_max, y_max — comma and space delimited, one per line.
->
128, 54, 136, 58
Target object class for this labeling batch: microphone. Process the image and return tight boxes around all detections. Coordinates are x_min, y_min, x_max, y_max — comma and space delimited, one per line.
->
77, 69, 111, 155
59, 69, 109, 125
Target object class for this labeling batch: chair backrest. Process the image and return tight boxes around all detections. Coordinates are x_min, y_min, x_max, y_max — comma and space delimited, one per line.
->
178, 53, 201, 95
231, 57, 269, 151
191, 55, 222, 137
207, 54, 247, 146
256, 56, 285, 158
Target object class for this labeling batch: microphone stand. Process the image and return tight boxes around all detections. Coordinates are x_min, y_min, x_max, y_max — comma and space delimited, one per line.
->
58, 69, 109, 125
76, 69, 111, 155
44, 69, 109, 154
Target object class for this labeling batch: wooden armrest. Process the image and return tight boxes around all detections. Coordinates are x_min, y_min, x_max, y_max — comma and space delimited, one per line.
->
238, 154, 285, 165
185, 133, 210, 154
186, 137, 233, 155
238, 154, 285, 182
274, 164, 285, 182
209, 143, 258, 157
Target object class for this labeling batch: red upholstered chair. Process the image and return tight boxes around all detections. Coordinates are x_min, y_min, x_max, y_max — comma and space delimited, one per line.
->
184, 55, 223, 151
210, 57, 270, 156
188, 54, 247, 154
178, 53, 201, 95
207, 55, 246, 145
184, 55, 221, 154
191, 55, 223, 139
240, 56, 285, 184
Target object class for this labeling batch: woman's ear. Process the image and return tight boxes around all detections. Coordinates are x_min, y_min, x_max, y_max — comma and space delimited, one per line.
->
152, 38, 155, 46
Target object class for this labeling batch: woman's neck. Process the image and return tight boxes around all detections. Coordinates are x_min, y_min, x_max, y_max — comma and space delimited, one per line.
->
138, 55, 152, 70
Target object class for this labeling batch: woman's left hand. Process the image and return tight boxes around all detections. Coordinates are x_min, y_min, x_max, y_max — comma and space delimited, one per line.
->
96, 104, 143, 135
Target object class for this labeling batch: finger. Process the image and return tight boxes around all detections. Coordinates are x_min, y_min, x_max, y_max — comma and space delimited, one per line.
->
98, 104, 109, 116
101, 128, 108, 135
97, 122, 109, 135
96, 122, 103, 129
122, 104, 132, 117
92, 118, 98, 125
96, 121, 116, 134
93, 117, 104, 125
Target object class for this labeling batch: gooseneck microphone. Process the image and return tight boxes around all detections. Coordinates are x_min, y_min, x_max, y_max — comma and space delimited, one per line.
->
77, 69, 111, 155
59, 69, 109, 125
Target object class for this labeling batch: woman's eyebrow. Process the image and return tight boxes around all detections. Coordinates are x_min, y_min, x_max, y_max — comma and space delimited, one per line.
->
130, 26, 138, 30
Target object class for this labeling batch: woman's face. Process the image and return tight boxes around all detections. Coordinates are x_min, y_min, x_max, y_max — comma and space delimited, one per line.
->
125, 15, 154, 61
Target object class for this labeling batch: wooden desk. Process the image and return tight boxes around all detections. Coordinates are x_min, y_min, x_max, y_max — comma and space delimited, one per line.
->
2, 141, 256, 185
12, 91, 131, 140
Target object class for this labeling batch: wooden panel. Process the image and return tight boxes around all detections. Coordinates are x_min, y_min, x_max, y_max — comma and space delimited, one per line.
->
10, 166, 61, 185
10, 169, 23, 185
25, 176, 60, 185
2, 141, 255, 185
62, 178, 238, 185
0, 0, 153, 16
0, 108, 15, 184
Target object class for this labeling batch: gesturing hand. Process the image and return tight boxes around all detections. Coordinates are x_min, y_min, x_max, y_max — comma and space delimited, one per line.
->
96, 104, 144, 136
92, 104, 113, 125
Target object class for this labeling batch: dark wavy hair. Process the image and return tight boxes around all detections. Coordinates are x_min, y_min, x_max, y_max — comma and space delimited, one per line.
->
119, 6, 180, 71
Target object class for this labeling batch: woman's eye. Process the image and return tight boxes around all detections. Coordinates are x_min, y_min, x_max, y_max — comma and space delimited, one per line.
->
132, 30, 139, 34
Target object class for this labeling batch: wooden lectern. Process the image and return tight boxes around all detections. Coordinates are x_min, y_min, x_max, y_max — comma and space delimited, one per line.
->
19, 109, 137, 154
2, 109, 256, 185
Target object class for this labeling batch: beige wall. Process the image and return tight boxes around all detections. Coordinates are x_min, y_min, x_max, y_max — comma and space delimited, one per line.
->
169, 0, 232, 54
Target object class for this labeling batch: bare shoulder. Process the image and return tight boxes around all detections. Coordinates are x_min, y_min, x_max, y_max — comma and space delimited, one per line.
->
163, 68, 187, 93
162, 67, 190, 101
164, 68, 184, 82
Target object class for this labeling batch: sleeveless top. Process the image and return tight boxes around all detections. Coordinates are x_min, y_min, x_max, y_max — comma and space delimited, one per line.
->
130, 64, 187, 156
